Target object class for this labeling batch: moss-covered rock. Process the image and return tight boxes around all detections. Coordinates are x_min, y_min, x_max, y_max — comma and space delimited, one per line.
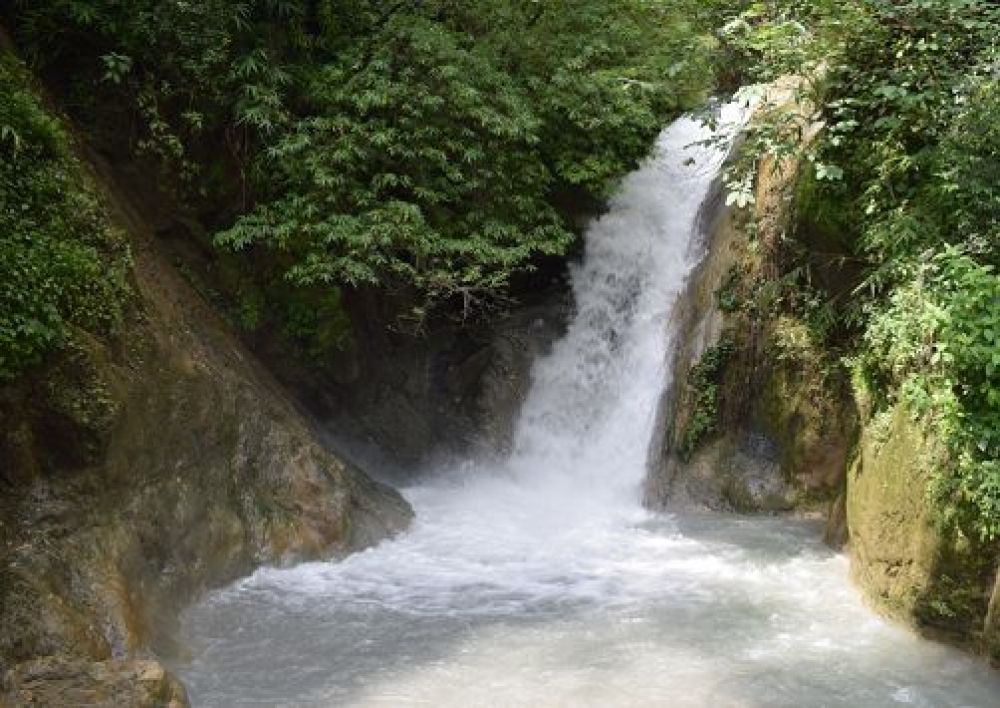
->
648, 192, 853, 517
0, 47, 413, 701
652, 74, 998, 665
647, 78, 854, 518
0, 177, 413, 667
848, 402, 999, 659
754, 318, 855, 499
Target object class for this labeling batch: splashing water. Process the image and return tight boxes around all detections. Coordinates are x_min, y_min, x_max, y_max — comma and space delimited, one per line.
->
174, 105, 1000, 707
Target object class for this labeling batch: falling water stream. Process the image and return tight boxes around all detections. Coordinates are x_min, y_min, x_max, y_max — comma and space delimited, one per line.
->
175, 105, 1000, 707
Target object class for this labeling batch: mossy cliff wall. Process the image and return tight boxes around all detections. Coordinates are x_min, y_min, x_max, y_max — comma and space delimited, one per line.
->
646, 194, 854, 519
0, 47, 411, 705
650, 78, 999, 663
849, 404, 999, 662
647, 79, 853, 521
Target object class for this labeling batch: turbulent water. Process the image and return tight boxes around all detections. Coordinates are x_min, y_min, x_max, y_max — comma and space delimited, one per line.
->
175, 106, 1000, 707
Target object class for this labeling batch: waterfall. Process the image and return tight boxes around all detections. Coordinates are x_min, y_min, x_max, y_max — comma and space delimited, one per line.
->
506, 102, 745, 507
175, 102, 1000, 708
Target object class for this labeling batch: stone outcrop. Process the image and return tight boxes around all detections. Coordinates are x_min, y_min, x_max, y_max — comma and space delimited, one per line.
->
646, 199, 854, 517
280, 289, 569, 471
848, 403, 999, 662
0, 131, 412, 699
647, 79, 853, 518
2, 658, 188, 707
649, 77, 999, 664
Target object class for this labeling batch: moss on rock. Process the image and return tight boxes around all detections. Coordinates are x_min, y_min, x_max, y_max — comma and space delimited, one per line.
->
651, 204, 853, 515
848, 402, 999, 658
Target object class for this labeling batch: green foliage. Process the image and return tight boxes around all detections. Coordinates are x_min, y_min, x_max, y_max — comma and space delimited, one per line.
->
7, 0, 725, 321
220, 1, 723, 313
933, 80, 1000, 266
715, 267, 742, 313
278, 286, 352, 361
721, 0, 1000, 540
857, 250, 1000, 540
0, 54, 130, 382
473, 0, 722, 197
679, 339, 735, 461
12, 0, 309, 194
218, 13, 572, 309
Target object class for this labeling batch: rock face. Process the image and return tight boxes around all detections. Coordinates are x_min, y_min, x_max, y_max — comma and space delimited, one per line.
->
646, 159, 853, 517
284, 290, 570, 471
987, 576, 1000, 662
2, 658, 188, 707
648, 78, 999, 663
848, 403, 1000, 662
443, 301, 570, 458
0, 150, 412, 696
647, 78, 854, 519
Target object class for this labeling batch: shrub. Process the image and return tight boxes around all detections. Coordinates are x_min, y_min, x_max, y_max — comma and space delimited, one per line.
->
0, 54, 129, 381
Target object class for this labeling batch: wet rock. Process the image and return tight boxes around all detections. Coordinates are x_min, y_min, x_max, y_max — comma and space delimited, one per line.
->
0, 135, 412, 695
823, 490, 849, 549
2, 658, 188, 707
292, 294, 569, 471
986, 574, 1000, 665
647, 81, 852, 519
647, 204, 852, 516
33, 333, 121, 471
657, 429, 798, 514
465, 306, 569, 457
648, 76, 999, 664
847, 403, 999, 661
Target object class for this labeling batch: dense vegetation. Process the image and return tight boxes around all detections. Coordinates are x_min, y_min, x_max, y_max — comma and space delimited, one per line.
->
2, 1, 996, 544
6, 0, 725, 337
0, 53, 129, 381
723, 0, 999, 542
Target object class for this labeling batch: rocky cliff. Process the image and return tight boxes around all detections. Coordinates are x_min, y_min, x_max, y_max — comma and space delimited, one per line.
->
278, 289, 569, 473
647, 199, 854, 519
647, 80, 853, 521
649, 80, 999, 663
0, 55, 412, 704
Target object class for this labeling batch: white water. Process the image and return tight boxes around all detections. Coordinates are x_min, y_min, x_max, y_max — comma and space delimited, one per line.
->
175, 106, 1000, 707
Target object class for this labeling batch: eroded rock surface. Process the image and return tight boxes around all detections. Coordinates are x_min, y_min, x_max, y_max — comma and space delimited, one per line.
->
647, 200, 853, 516
647, 79, 852, 517
2, 658, 187, 707
0, 150, 412, 698
648, 80, 999, 664
287, 292, 570, 471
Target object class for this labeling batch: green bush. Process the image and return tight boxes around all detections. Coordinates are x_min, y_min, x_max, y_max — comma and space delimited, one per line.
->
679, 340, 735, 461
8, 0, 725, 321
857, 249, 1000, 540
0, 54, 129, 381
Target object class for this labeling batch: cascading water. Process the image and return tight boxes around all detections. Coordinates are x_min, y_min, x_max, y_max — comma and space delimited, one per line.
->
174, 105, 1000, 707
